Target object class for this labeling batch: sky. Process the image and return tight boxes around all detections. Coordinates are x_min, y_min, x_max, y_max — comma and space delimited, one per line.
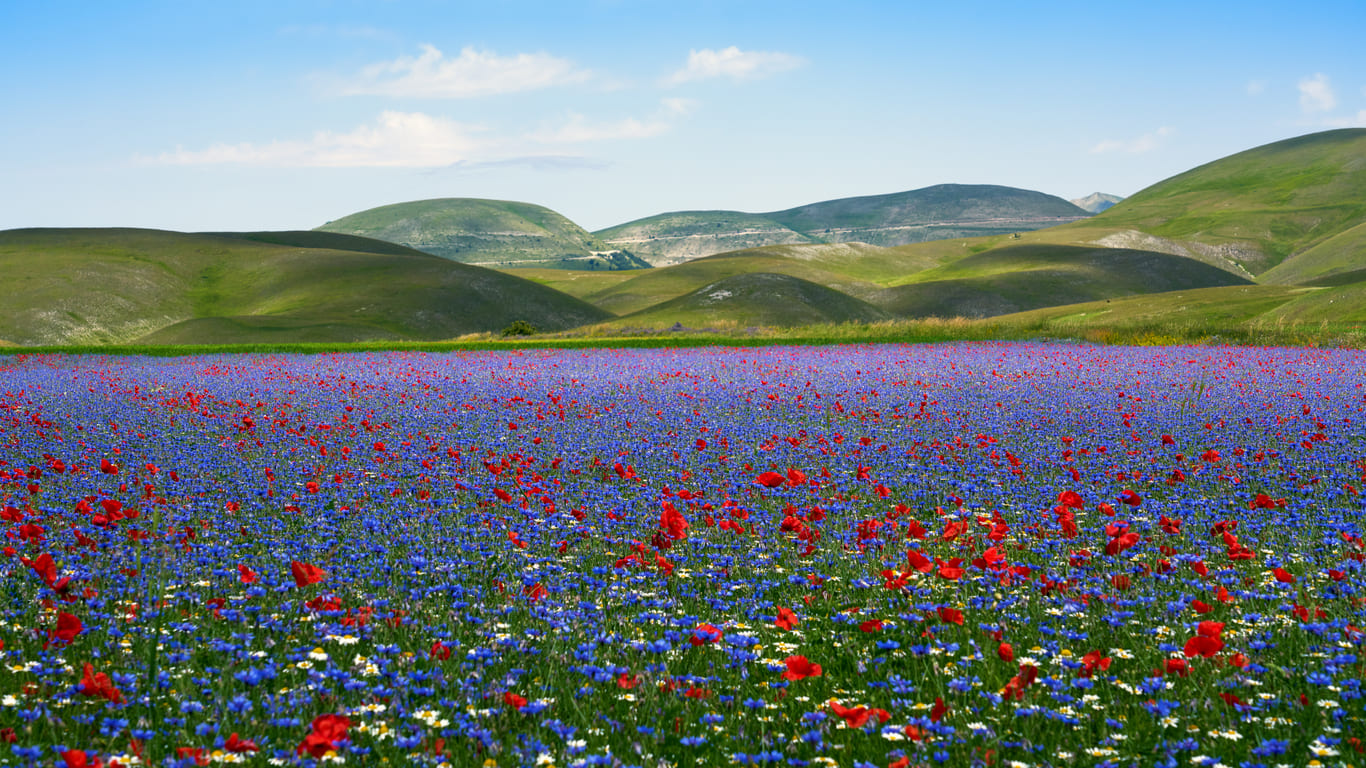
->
3, 0, 1365, 233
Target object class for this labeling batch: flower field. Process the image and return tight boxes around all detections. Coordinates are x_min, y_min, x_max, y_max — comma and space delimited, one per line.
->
0, 343, 1363, 768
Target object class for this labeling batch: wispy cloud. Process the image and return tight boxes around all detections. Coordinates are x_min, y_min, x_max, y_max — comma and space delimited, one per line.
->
666, 46, 803, 85
530, 98, 694, 144
1089, 126, 1173, 155
1322, 110, 1366, 128
1298, 73, 1337, 113
344, 44, 590, 98
1245, 79, 1265, 96
151, 98, 692, 168
153, 112, 484, 167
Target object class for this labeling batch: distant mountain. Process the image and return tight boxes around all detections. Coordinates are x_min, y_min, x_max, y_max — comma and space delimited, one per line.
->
0, 228, 609, 345
595, 185, 1091, 265
316, 198, 650, 271
1070, 193, 1123, 213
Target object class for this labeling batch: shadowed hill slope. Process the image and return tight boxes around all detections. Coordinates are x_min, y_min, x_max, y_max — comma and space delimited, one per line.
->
0, 228, 610, 345
614, 272, 891, 328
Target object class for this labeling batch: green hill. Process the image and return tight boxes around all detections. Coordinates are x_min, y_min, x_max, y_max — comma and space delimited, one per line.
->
614, 272, 891, 328
1060, 128, 1366, 276
0, 228, 609, 345
596, 185, 1090, 265
871, 244, 1251, 318
317, 198, 650, 270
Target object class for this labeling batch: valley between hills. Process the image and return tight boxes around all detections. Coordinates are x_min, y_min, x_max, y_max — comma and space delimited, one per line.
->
2, 128, 1364, 347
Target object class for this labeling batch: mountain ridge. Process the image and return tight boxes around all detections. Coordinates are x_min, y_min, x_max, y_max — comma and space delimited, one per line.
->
595, 184, 1091, 265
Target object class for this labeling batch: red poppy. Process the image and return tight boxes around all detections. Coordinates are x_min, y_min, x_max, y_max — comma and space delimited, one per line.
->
997, 642, 1014, 662
616, 673, 640, 690
50, 612, 82, 646
1183, 621, 1225, 658
223, 734, 258, 753
937, 558, 965, 580
1056, 490, 1084, 509
859, 619, 884, 633
689, 623, 724, 646
936, 606, 964, 625
786, 467, 807, 486
1117, 489, 1141, 506
61, 750, 99, 768
100, 459, 119, 474
297, 714, 352, 758
782, 655, 822, 681
774, 606, 798, 631
929, 696, 949, 722
755, 472, 785, 488
829, 701, 889, 728
906, 548, 933, 573
290, 561, 325, 587
174, 747, 208, 766
78, 663, 123, 703
237, 564, 258, 584
1272, 567, 1296, 584
503, 691, 528, 710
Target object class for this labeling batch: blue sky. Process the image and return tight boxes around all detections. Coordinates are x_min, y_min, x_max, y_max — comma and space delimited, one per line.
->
3, 0, 1364, 232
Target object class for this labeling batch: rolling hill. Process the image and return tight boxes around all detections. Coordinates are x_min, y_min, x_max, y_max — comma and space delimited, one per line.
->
595, 185, 1091, 265
615, 272, 891, 328
0, 228, 609, 345
1057, 128, 1366, 276
316, 198, 650, 270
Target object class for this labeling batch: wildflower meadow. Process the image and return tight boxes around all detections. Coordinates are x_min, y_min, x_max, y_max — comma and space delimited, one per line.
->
0, 343, 1362, 768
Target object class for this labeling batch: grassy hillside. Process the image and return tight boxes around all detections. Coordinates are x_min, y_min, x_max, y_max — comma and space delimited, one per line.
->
872, 245, 1250, 318
1061, 128, 1366, 275
612, 272, 891, 328
0, 228, 609, 345
317, 198, 650, 270
596, 185, 1090, 265
583, 245, 890, 316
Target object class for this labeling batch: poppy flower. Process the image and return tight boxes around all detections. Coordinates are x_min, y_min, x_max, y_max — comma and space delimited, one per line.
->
828, 701, 888, 728
782, 655, 822, 681
503, 691, 528, 710
997, 642, 1014, 662
786, 467, 807, 486
50, 612, 82, 646
290, 560, 325, 587
78, 663, 123, 703
1272, 567, 1296, 584
297, 714, 352, 758
929, 696, 949, 722
936, 606, 964, 625
774, 606, 798, 630
237, 564, 258, 584
1117, 489, 1142, 506
859, 618, 884, 633
755, 472, 785, 488
690, 623, 724, 646
223, 733, 258, 753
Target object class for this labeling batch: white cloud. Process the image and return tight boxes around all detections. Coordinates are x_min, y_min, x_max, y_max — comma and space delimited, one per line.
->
152, 98, 692, 168
345, 44, 590, 98
1089, 126, 1173, 155
1298, 73, 1337, 112
1323, 110, 1366, 128
667, 46, 803, 85
154, 111, 484, 167
532, 98, 693, 144
533, 114, 670, 144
